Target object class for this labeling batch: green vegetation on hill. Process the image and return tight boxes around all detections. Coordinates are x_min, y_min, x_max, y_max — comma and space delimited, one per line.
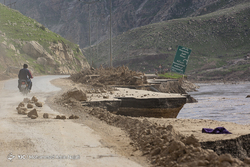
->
158, 73, 184, 79
0, 4, 78, 50
86, 2, 250, 81
0, 3, 87, 76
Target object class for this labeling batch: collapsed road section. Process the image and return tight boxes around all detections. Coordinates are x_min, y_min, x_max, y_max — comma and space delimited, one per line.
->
69, 66, 190, 118
83, 88, 187, 118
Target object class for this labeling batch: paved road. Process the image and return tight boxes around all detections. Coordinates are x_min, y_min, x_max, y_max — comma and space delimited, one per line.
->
0, 76, 142, 167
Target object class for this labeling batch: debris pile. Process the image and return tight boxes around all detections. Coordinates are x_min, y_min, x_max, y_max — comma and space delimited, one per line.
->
87, 107, 249, 167
70, 66, 147, 87
181, 79, 200, 92
16, 96, 79, 120
16, 96, 43, 119
55, 115, 66, 119
157, 80, 186, 94
58, 88, 85, 108
62, 87, 87, 101
69, 114, 79, 119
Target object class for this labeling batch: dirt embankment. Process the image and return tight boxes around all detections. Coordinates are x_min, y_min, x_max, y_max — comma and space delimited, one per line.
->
70, 66, 198, 95
70, 66, 147, 88
51, 67, 250, 167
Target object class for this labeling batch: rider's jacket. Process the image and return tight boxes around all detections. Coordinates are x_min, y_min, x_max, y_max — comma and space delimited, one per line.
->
18, 68, 33, 80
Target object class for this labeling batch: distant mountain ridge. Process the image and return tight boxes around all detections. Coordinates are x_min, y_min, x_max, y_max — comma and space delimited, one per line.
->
86, 1, 250, 81
0, 0, 247, 48
1, 0, 250, 81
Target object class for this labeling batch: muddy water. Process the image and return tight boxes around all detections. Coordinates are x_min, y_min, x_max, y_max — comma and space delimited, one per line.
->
178, 82, 250, 125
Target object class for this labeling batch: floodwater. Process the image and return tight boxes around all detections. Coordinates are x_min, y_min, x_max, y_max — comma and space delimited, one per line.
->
178, 82, 250, 125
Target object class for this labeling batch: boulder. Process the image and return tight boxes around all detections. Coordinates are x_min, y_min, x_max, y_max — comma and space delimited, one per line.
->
43, 113, 49, 118
69, 114, 79, 119
17, 107, 28, 115
55, 115, 66, 119
27, 103, 34, 108
17, 110, 22, 114
18, 102, 25, 108
22, 41, 55, 65
35, 102, 43, 107
55, 115, 61, 119
63, 87, 87, 101
61, 116, 66, 119
31, 96, 38, 102
27, 109, 38, 118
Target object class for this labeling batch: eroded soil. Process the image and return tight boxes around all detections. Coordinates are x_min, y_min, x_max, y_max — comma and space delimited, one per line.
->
49, 76, 250, 167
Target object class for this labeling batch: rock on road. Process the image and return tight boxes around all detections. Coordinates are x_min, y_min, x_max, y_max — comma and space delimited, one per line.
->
0, 76, 143, 167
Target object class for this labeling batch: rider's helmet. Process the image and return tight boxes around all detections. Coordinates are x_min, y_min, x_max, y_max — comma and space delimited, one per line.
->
23, 64, 28, 68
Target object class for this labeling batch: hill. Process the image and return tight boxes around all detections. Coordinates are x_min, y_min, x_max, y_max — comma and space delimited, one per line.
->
0, 0, 247, 49
0, 3, 89, 80
85, 1, 250, 81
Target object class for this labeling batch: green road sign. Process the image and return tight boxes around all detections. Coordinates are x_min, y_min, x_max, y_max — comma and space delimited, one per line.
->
171, 46, 192, 75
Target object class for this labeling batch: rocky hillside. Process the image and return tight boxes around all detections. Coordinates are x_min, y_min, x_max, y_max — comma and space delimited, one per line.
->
86, 1, 250, 81
0, 0, 247, 49
0, 3, 89, 80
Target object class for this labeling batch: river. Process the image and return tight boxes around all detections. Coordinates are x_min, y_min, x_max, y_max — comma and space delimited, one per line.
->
178, 82, 250, 125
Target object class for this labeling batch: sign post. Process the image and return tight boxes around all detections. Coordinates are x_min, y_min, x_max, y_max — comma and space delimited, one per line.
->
171, 46, 192, 75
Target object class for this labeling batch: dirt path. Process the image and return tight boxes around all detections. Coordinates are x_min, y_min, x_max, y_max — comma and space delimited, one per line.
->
0, 77, 148, 167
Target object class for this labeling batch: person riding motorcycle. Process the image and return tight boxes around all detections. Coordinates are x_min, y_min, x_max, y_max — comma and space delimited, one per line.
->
18, 64, 33, 91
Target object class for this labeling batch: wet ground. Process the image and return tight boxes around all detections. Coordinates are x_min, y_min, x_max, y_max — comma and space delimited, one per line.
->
178, 82, 250, 125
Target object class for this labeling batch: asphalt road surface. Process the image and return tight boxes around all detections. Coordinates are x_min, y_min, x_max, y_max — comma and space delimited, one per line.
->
0, 76, 143, 167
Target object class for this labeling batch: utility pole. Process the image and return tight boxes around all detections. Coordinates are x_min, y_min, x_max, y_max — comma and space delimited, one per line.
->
88, 4, 91, 67
109, 0, 112, 67
79, 0, 100, 67
91, 14, 104, 66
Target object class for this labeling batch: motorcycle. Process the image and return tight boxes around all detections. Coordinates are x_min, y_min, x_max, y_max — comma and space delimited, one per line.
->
19, 80, 30, 95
